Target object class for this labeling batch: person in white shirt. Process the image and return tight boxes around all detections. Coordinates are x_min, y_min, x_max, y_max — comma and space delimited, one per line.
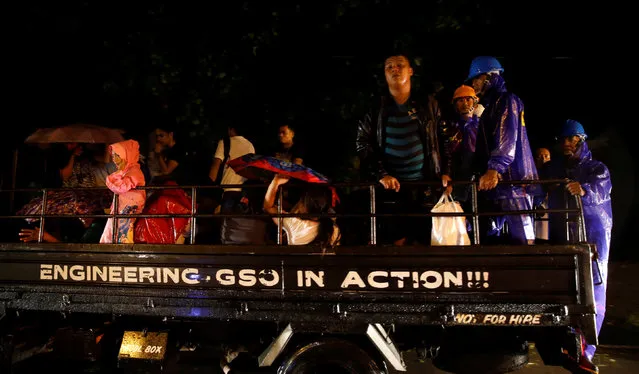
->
263, 174, 340, 246
209, 123, 256, 194
208, 124, 258, 243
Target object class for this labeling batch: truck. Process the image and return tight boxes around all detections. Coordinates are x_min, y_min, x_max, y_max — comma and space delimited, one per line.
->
0, 181, 597, 373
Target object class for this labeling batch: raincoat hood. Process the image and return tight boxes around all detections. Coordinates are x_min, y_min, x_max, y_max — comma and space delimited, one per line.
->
480, 74, 508, 105
110, 139, 141, 172
569, 139, 592, 165
106, 139, 145, 194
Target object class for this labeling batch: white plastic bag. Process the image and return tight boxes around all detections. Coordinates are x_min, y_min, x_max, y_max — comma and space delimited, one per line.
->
430, 193, 471, 246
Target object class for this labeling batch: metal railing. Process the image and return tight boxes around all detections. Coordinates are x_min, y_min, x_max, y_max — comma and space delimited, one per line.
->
0, 179, 587, 246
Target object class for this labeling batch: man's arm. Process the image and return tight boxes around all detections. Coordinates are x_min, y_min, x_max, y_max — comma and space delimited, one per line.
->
208, 158, 222, 183
356, 111, 388, 180
487, 95, 520, 175
155, 144, 180, 176
479, 95, 520, 190
291, 144, 304, 165
572, 162, 612, 206
208, 140, 225, 183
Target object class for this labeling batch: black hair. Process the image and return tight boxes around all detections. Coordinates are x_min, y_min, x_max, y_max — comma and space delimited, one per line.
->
228, 121, 245, 136
297, 185, 340, 248
279, 123, 296, 133
383, 52, 413, 67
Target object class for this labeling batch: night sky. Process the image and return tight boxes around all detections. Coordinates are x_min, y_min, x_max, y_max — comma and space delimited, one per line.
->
5, 1, 636, 255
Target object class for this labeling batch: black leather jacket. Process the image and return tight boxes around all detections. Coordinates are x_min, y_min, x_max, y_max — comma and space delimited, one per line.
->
356, 95, 442, 181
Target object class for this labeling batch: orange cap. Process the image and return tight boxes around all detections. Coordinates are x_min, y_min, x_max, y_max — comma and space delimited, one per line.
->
452, 85, 478, 102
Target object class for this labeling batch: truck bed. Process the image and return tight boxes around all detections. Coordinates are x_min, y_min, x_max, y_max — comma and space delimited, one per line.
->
0, 242, 597, 342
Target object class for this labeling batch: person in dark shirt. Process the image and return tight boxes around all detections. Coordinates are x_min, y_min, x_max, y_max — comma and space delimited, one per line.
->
152, 125, 190, 185
274, 124, 304, 165
356, 54, 442, 246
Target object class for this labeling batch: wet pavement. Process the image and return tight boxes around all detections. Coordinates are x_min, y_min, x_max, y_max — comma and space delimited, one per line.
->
399, 345, 639, 373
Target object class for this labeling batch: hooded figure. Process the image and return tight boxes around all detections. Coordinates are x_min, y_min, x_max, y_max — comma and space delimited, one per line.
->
468, 57, 539, 244
542, 120, 612, 366
100, 139, 146, 243
441, 85, 481, 202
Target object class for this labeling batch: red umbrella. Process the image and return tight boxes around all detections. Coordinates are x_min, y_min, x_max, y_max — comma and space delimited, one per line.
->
227, 154, 329, 183
227, 154, 339, 206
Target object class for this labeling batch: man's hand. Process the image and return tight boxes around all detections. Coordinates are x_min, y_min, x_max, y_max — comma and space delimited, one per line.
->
379, 175, 400, 192
442, 174, 453, 195
154, 143, 164, 154
18, 228, 39, 242
478, 169, 500, 191
566, 181, 586, 196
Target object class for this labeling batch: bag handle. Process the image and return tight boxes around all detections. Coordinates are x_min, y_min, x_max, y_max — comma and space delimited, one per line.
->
437, 191, 455, 205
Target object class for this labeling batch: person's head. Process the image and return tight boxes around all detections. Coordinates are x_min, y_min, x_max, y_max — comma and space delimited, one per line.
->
557, 119, 588, 158
291, 185, 339, 246
467, 56, 504, 97
109, 139, 140, 171
155, 125, 175, 147
384, 54, 413, 88
452, 85, 478, 117
535, 148, 551, 169
228, 122, 244, 137
278, 124, 295, 146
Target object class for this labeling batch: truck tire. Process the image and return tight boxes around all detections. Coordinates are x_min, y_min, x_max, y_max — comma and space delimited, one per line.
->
277, 339, 386, 374
0, 335, 14, 374
433, 340, 529, 374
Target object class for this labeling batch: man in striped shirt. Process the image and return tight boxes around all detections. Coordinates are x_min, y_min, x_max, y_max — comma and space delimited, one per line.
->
356, 54, 441, 245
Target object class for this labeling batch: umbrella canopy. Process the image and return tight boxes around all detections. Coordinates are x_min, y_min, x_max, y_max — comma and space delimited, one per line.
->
16, 189, 112, 223
25, 124, 125, 144
227, 154, 330, 184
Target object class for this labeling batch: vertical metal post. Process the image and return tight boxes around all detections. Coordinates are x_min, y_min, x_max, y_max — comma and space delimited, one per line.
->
37, 189, 48, 243
564, 189, 571, 243
471, 181, 480, 245
111, 193, 119, 243
277, 186, 283, 245
574, 195, 587, 243
190, 186, 197, 244
369, 185, 376, 245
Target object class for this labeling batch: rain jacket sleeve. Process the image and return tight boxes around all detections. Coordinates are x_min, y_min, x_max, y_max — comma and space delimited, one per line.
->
581, 162, 612, 207
106, 171, 141, 194
356, 111, 388, 181
487, 94, 520, 175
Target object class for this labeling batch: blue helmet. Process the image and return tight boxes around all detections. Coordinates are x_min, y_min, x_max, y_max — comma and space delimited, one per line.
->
559, 119, 588, 139
466, 56, 504, 81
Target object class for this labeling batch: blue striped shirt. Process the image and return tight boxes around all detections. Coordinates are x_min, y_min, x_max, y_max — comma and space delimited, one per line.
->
384, 103, 424, 181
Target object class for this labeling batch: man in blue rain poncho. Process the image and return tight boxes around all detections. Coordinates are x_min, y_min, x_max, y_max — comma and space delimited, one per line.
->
466, 56, 538, 244
542, 119, 612, 373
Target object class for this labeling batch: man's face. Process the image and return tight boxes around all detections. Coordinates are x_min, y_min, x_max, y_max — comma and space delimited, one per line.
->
278, 126, 294, 145
384, 56, 413, 87
155, 129, 172, 146
455, 97, 476, 116
561, 136, 582, 156
470, 73, 490, 97
535, 148, 551, 167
